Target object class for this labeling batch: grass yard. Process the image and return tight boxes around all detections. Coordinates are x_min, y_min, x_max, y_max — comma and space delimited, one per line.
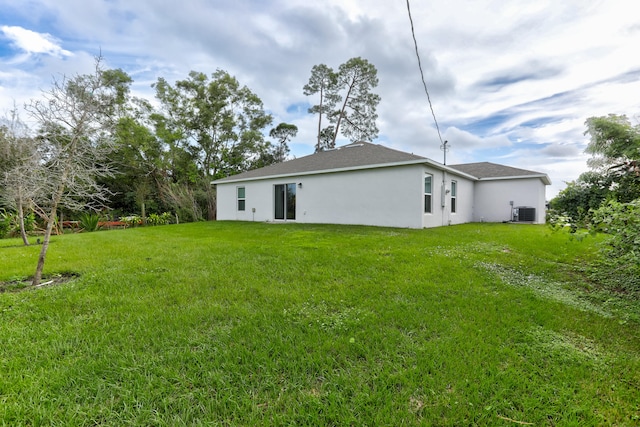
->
1, 222, 639, 425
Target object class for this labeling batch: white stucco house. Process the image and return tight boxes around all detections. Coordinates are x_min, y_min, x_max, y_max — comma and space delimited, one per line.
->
212, 142, 551, 229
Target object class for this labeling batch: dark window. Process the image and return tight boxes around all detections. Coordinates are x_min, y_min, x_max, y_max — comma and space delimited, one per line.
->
451, 181, 457, 213
286, 183, 296, 220
274, 183, 296, 220
237, 187, 245, 211
424, 175, 432, 213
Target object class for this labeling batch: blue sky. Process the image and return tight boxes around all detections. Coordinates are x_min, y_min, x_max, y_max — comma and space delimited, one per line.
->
1, 0, 639, 198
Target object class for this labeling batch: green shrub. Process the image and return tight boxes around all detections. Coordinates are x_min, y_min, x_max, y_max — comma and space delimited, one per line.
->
547, 211, 577, 233
121, 215, 142, 228
23, 212, 36, 233
0, 209, 11, 239
146, 212, 172, 226
590, 199, 640, 294
0, 209, 37, 238
79, 213, 102, 232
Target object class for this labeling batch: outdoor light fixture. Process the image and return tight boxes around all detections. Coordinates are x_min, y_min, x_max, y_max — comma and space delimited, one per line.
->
298, 182, 302, 188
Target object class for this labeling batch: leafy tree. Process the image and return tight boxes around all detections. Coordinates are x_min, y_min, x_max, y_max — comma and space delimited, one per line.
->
153, 70, 273, 219
550, 114, 640, 294
550, 114, 640, 224
97, 68, 134, 117
146, 102, 206, 222
585, 114, 640, 170
318, 126, 336, 151
268, 122, 297, 163
304, 58, 380, 150
303, 64, 340, 152
585, 114, 640, 202
106, 115, 166, 218
330, 57, 380, 146
548, 171, 610, 224
590, 199, 640, 295
25, 58, 128, 286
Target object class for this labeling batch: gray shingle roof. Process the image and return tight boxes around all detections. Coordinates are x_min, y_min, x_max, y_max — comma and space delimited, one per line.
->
448, 162, 551, 184
212, 143, 551, 185
213, 142, 428, 183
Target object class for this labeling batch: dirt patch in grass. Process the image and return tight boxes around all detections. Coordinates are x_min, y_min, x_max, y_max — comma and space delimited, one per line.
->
0, 272, 80, 293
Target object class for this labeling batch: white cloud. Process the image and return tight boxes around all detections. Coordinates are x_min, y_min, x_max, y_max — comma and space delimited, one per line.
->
443, 127, 512, 151
1, 25, 72, 58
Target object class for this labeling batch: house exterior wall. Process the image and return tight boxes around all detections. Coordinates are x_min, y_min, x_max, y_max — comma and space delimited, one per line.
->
296, 165, 425, 228
216, 165, 545, 228
421, 169, 474, 228
472, 178, 547, 223
216, 179, 273, 223
216, 164, 429, 228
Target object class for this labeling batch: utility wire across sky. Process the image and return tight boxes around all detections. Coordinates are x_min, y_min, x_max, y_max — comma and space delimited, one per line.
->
405, 0, 448, 163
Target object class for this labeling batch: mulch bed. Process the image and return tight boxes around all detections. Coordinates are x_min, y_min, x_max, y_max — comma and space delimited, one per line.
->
0, 273, 79, 293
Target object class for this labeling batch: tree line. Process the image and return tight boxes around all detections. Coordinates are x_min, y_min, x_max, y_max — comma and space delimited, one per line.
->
548, 114, 640, 295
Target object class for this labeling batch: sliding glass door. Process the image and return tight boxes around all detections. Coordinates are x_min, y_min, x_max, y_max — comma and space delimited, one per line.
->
274, 183, 296, 220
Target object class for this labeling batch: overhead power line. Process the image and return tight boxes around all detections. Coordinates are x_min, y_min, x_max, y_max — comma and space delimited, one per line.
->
405, 0, 444, 147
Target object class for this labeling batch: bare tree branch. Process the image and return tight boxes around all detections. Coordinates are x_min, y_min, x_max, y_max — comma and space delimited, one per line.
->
24, 56, 126, 286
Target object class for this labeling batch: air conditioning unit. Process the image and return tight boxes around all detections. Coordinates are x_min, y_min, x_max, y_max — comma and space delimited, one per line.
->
513, 207, 536, 222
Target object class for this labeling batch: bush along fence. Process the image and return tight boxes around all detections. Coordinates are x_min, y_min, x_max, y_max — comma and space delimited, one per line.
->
0, 210, 177, 239
0, 209, 37, 239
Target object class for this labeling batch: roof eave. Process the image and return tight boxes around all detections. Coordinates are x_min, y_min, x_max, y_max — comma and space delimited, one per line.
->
211, 158, 484, 185
212, 159, 427, 184
478, 174, 552, 185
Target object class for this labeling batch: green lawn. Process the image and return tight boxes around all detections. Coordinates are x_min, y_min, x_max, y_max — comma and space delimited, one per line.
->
1, 222, 638, 425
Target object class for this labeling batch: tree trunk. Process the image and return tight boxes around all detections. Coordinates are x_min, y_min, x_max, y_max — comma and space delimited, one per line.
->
33, 167, 68, 287
207, 194, 216, 220
316, 87, 324, 152
32, 204, 57, 287
331, 82, 354, 148
17, 199, 29, 246
207, 184, 217, 220
15, 188, 30, 246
